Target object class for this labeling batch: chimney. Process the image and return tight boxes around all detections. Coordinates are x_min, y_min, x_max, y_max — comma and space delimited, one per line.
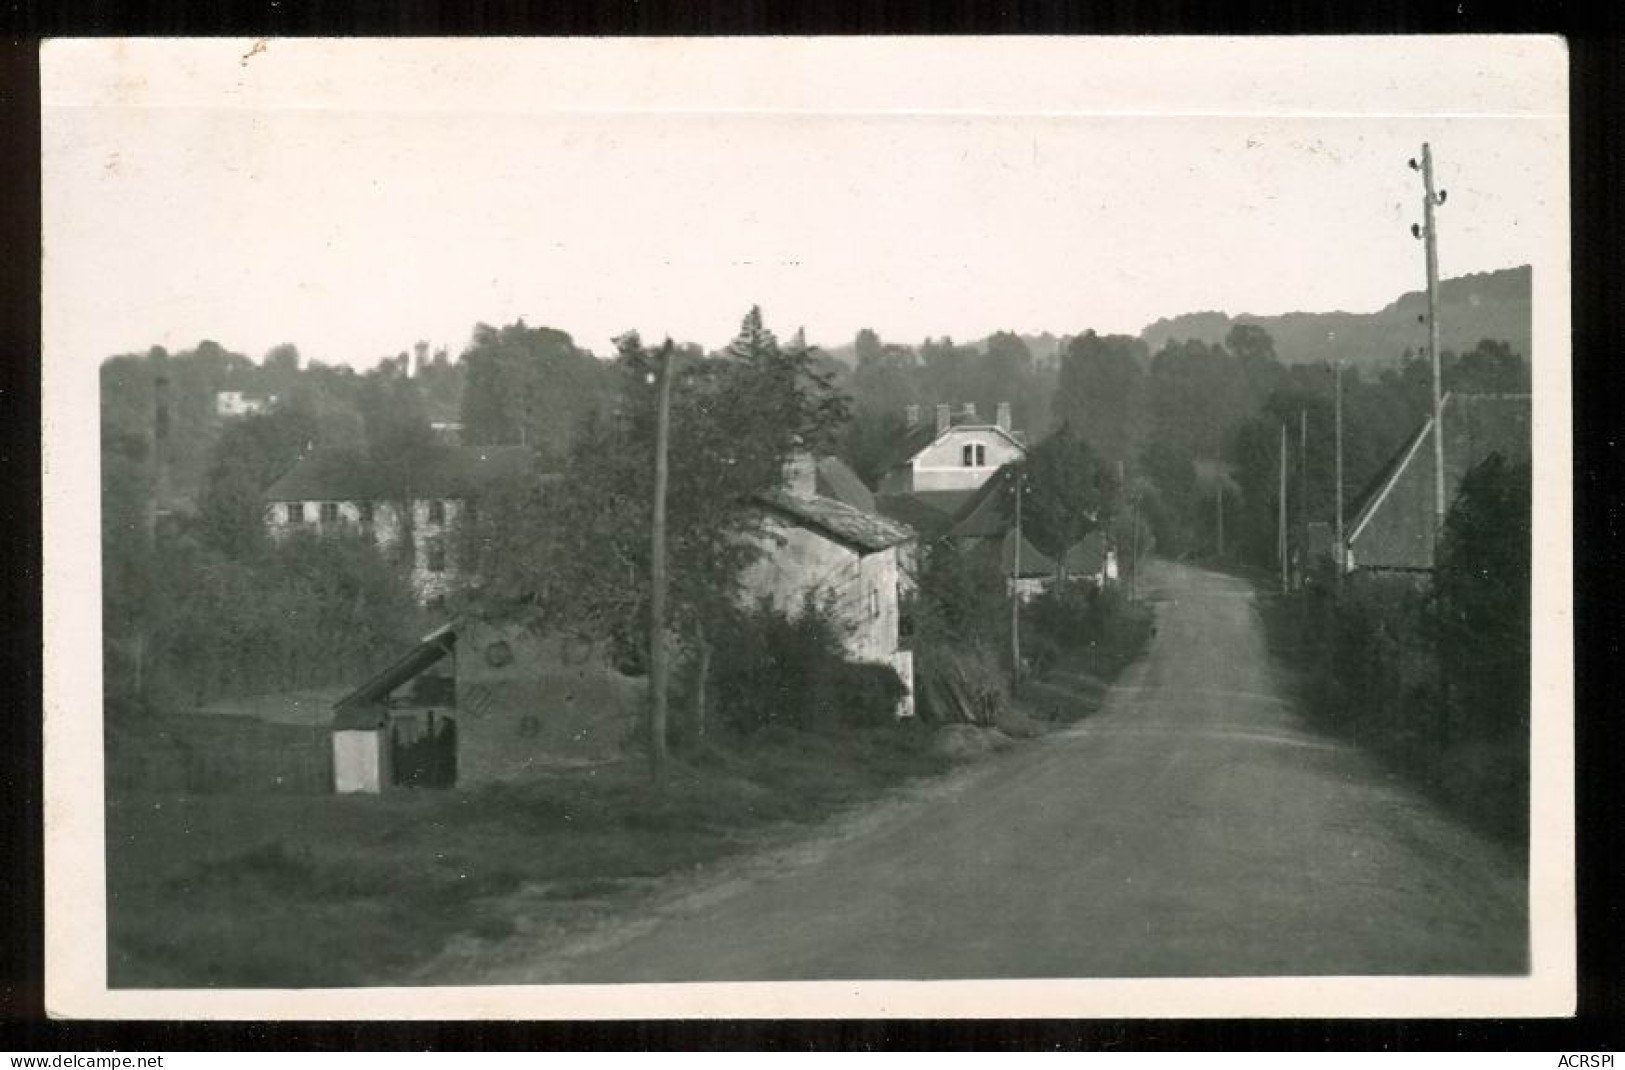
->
935, 404, 951, 435
784, 451, 819, 495
996, 401, 1012, 431
905, 403, 921, 428
961, 402, 977, 422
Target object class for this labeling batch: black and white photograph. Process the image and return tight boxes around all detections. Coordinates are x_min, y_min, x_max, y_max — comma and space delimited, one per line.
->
40, 36, 1572, 1018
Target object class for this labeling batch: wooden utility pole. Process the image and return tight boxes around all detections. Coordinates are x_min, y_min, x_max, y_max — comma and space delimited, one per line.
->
1010, 470, 1023, 693
1130, 492, 1141, 602
1333, 362, 1345, 589
647, 339, 675, 789
1216, 478, 1224, 560
1413, 143, 1448, 531
1278, 423, 1288, 591
1299, 409, 1308, 547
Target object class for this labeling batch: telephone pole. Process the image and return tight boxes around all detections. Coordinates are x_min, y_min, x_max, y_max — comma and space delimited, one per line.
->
1010, 469, 1023, 693
1299, 408, 1308, 555
1216, 478, 1225, 560
647, 339, 675, 789
1412, 143, 1449, 531
1278, 423, 1288, 591
1333, 362, 1345, 591
1130, 492, 1141, 602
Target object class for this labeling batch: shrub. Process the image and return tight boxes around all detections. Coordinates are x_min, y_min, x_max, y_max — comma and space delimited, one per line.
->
705, 594, 905, 736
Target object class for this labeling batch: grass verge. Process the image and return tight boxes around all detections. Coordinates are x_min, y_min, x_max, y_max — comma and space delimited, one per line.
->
1254, 585, 1527, 856
107, 719, 951, 988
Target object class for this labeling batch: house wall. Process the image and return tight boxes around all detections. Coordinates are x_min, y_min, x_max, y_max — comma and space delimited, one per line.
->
907, 427, 1025, 492
264, 496, 465, 604
454, 619, 643, 783
738, 520, 901, 665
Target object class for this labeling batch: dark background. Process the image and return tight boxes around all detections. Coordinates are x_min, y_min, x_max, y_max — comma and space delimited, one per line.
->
2, 0, 1619, 1052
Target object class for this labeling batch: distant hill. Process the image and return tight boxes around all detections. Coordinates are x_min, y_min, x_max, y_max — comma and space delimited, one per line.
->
1139, 265, 1532, 369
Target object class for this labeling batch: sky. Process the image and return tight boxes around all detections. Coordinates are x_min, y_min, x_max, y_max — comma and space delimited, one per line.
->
42, 37, 1568, 368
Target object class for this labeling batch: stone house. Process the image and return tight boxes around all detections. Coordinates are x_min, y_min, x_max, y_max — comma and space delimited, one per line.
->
262, 444, 536, 605
742, 454, 918, 714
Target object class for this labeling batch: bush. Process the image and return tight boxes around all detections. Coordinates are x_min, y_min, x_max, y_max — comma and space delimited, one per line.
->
1025, 580, 1153, 681
705, 594, 905, 736
915, 640, 1009, 727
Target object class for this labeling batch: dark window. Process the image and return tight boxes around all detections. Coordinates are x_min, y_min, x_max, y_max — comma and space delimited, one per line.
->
359, 501, 375, 526
320, 502, 340, 524
427, 542, 447, 573
286, 502, 304, 524
428, 500, 446, 525
961, 443, 986, 467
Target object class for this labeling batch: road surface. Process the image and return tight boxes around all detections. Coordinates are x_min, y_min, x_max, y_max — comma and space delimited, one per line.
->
482, 560, 1528, 981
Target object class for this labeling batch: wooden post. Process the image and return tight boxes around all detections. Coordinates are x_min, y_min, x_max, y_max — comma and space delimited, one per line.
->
1010, 470, 1022, 694
1416, 143, 1448, 533
1130, 493, 1140, 602
1299, 408, 1308, 548
1334, 362, 1345, 590
1278, 423, 1288, 592
1216, 476, 1224, 561
647, 339, 674, 789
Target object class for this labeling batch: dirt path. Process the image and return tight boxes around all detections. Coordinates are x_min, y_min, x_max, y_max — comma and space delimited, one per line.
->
444, 560, 1527, 982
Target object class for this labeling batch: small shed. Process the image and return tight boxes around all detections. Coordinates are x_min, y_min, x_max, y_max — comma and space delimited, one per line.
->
331, 624, 458, 794
329, 619, 645, 793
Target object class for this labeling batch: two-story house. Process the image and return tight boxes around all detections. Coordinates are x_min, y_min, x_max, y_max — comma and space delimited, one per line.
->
877, 401, 1028, 495
262, 444, 534, 605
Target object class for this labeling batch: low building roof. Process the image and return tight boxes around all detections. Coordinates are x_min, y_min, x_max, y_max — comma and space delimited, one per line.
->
265, 444, 537, 503
332, 623, 457, 728
1064, 530, 1110, 576
874, 490, 974, 539
755, 489, 915, 555
967, 529, 1057, 579
945, 462, 1022, 540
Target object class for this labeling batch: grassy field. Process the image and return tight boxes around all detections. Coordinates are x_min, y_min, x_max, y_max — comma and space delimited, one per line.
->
107, 721, 953, 988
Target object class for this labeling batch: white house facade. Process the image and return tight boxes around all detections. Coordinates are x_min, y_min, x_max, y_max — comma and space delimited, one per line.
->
877, 401, 1028, 495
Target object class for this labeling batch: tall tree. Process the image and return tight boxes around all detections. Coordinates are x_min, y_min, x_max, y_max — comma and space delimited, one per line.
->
196, 405, 320, 557
1019, 422, 1111, 576
1054, 331, 1148, 466
1433, 455, 1531, 741
467, 308, 849, 729
460, 320, 614, 459
357, 370, 442, 568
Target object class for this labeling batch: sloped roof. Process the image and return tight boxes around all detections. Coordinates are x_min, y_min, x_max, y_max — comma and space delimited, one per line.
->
265, 445, 538, 502
946, 462, 1022, 539
874, 490, 974, 539
814, 456, 877, 513
755, 489, 915, 554
967, 529, 1057, 579
1064, 530, 1110, 576
1345, 392, 1531, 571
332, 624, 456, 728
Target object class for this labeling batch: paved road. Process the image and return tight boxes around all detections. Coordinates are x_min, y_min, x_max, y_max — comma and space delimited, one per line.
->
503, 560, 1528, 981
